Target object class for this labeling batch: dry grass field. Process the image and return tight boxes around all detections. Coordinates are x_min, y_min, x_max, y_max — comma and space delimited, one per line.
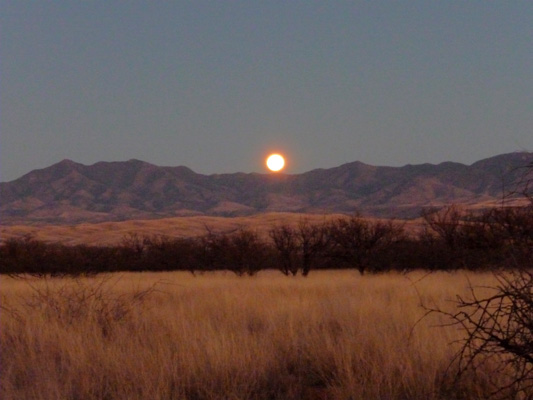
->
0, 212, 423, 246
0, 270, 506, 400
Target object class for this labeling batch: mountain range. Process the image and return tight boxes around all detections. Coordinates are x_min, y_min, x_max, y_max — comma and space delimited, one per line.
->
1, 152, 532, 225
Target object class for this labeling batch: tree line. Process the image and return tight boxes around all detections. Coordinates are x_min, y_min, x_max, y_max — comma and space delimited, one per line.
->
1, 205, 531, 277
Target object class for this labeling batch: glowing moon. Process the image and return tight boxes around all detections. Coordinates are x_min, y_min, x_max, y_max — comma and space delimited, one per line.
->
266, 154, 285, 172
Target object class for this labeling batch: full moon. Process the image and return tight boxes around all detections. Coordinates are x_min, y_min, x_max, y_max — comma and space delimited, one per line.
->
266, 154, 285, 172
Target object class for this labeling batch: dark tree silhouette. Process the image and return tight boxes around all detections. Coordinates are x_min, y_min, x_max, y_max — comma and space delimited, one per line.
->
327, 214, 405, 275
296, 220, 330, 276
269, 224, 299, 276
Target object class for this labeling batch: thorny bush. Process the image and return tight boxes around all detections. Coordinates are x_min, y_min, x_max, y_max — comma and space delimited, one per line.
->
421, 270, 533, 399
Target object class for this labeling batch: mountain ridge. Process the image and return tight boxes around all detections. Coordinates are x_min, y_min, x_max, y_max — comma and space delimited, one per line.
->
1, 152, 531, 225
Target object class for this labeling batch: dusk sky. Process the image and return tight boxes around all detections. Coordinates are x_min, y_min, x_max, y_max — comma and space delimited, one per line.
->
2, 2, 532, 182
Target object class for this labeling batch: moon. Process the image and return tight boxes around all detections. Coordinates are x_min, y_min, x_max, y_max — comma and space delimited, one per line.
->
266, 154, 285, 172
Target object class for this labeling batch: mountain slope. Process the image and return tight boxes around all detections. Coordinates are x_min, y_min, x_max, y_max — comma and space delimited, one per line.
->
1, 152, 531, 224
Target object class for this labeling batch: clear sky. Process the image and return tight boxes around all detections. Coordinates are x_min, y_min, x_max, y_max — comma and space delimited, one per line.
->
1, 1, 532, 182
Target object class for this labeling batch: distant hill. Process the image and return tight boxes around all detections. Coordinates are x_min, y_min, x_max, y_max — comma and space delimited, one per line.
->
1, 152, 531, 225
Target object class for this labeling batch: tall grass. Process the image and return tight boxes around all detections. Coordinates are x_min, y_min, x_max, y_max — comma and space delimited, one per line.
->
0, 271, 502, 399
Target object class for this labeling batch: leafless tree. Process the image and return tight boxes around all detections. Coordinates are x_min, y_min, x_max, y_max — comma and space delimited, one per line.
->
269, 224, 299, 276
327, 214, 405, 275
421, 205, 464, 249
296, 220, 330, 276
225, 228, 267, 276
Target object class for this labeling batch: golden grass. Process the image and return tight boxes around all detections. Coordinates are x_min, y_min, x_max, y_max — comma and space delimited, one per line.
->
0, 212, 423, 246
0, 271, 501, 400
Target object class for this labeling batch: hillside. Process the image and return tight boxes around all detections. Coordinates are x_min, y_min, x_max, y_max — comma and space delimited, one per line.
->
1, 152, 531, 225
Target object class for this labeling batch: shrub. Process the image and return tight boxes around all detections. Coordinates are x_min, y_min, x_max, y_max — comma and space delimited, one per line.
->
422, 269, 533, 398
327, 214, 405, 275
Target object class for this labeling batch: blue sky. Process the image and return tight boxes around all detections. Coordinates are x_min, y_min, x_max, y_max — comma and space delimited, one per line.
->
2, 1, 532, 181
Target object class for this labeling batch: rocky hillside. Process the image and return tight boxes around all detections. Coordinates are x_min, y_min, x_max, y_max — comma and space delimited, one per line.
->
1, 152, 531, 225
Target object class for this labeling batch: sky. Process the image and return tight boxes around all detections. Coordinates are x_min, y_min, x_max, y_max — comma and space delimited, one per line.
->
1, 1, 532, 182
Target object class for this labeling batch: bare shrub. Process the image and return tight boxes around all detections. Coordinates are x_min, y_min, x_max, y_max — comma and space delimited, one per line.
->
16, 275, 160, 336
423, 270, 533, 399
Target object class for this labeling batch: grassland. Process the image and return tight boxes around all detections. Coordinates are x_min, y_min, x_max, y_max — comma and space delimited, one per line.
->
0, 212, 423, 246
0, 270, 506, 400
